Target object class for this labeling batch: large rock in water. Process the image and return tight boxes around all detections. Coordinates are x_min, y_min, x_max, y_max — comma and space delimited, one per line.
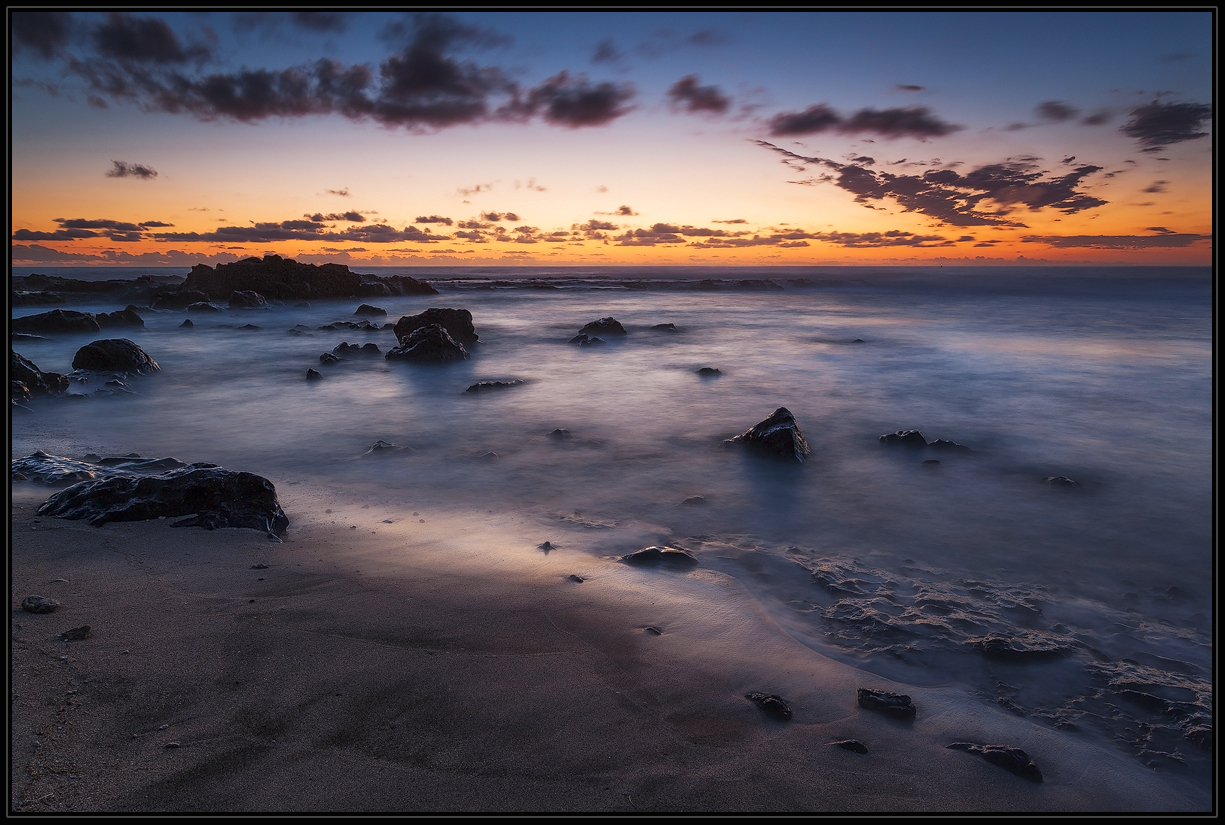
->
393, 307, 478, 345
181, 255, 437, 301
385, 324, 469, 362
71, 339, 160, 373
11, 351, 70, 396
36, 463, 290, 536
11, 309, 101, 334
228, 289, 267, 308
578, 317, 627, 336
727, 407, 810, 462
96, 306, 145, 328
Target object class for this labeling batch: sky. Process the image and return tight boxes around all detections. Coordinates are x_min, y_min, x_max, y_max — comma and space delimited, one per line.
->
9, 10, 1215, 268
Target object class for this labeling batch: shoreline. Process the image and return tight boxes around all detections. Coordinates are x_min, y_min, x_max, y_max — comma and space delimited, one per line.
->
10, 487, 1210, 813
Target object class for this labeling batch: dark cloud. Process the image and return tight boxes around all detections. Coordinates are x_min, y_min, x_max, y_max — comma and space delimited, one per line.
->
1081, 109, 1112, 126
578, 219, 618, 231
292, 12, 350, 33
326, 188, 350, 197
1021, 232, 1210, 249
712, 218, 747, 224
307, 211, 365, 222
12, 11, 73, 59
415, 215, 454, 225
688, 30, 730, 46
151, 218, 451, 244
105, 160, 158, 179
1036, 100, 1078, 122
592, 38, 624, 64
94, 12, 209, 64
59, 13, 635, 132
515, 71, 635, 128
616, 205, 637, 216
756, 141, 1106, 227
768, 104, 960, 139
1120, 101, 1212, 152
667, 75, 731, 115
482, 212, 519, 222
896, 84, 924, 92
12, 215, 173, 242
1142, 180, 1169, 194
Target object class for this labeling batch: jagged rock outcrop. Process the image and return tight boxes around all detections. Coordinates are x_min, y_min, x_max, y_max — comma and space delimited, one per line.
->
946, 743, 1043, 783
228, 290, 267, 308
71, 339, 160, 373
96, 306, 145, 328
727, 407, 810, 462
151, 289, 211, 310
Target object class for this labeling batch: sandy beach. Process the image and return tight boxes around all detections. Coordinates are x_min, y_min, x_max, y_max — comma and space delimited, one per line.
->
10, 484, 1209, 814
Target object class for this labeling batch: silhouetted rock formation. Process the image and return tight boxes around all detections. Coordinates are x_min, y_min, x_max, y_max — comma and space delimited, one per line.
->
393, 307, 478, 345
727, 407, 810, 462
71, 339, 160, 373
386, 324, 469, 362
228, 289, 267, 308
179, 255, 437, 301
578, 317, 627, 336
12, 309, 101, 335
946, 743, 1043, 783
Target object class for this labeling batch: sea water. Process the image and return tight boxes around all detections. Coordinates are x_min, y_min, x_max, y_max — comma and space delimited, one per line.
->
10, 265, 1213, 789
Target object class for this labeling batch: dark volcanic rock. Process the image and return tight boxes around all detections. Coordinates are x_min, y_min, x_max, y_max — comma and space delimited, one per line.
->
354, 304, 387, 316
548, 429, 572, 440
879, 430, 928, 447
57, 625, 91, 641
393, 308, 478, 345
180, 319, 194, 328
21, 595, 60, 614
568, 333, 605, 346
385, 324, 469, 363
151, 289, 211, 310
946, 743, 1043, 783
12, 452, 188, 486
746, 692, 793, 720
228, 289, 267, 308
13, 273, 183, 306
857, 688, 917, 720
12, 290, 68, 306
11, 351, 69, 396
464, 379, 525, 393
183, 254, 437, 301
578, 317, 627, 336
970, 632, 1072, 661
187, 301, 221, 313
71, 339, 160, 374
727, 407, 810, 462
12, 309, 101, 335
36, 463, 290, 536
696, 367, 721, 376
319, 352, 341, 364
1044, 476, 1079, 487
333, 342, 381, 356
652, 323, 677, 332
306, 368, 323, 380
621, 545, 698, 568
96, 306, 145, 328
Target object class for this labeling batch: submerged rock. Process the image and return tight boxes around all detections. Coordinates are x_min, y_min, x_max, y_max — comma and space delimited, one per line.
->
333, 342, 381, 356
857, 688, 917, 720
354, 304, 387, 316
36, 464, 289, 536
928, 438, 972, 452
946, 743, 1043, 783
746, 692, 793, 720
578, 317, 627, 336
179, 319, 194, 328
652, 323, 677, 332
151, 288, 211, 310
187, 301, 221, 313
548, 428, 572, 440
621, 545, 698, 567
696, 367, 721, 376
71, 339, 160, 374
879, 429, 929, 447
393, 307, 478, 345
1044, 476, 1079, 487
306, 368, 323, 380
569, 333, 605, 346
464, 379, 525, 393
385, 324, 469, 362
727, 407, 810, 462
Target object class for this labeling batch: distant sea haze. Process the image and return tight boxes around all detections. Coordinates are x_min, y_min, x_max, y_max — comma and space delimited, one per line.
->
10, 265, 1212, 792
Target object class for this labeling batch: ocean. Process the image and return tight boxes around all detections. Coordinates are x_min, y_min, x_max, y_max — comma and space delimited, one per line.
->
10, 264, 1213, 794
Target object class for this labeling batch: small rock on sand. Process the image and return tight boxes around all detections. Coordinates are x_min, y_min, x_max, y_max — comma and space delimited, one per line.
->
746, 692, 793, 720
21, 595, 60, 613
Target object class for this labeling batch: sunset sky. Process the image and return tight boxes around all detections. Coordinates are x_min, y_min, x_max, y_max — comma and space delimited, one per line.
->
10, 10, 1214, 268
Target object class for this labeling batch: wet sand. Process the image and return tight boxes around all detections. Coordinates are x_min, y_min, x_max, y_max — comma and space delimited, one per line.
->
9, 487, 1210, 813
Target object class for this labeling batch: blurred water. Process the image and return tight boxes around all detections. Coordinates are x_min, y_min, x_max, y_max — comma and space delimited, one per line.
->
11, 266, 1213, 780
